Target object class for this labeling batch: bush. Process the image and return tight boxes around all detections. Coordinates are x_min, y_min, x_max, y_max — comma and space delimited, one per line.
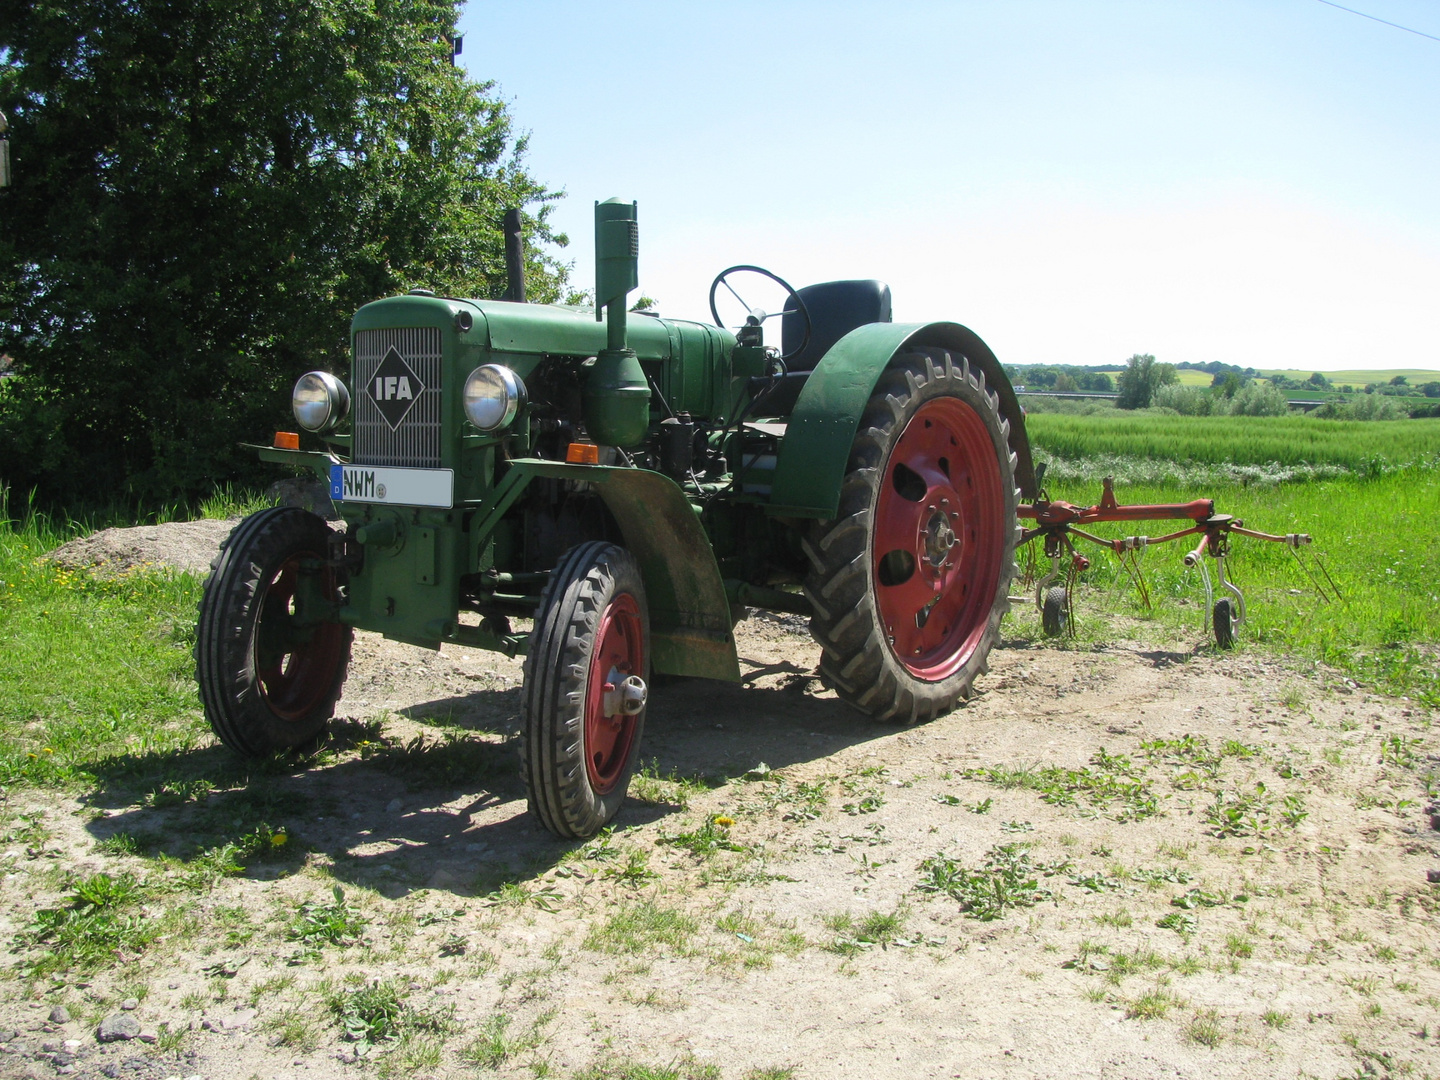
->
1227, 380, 1289, 417
1152, 384, 1215, 416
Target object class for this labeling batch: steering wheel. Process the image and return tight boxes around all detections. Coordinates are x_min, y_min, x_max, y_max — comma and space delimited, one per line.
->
707, 265, 812, 362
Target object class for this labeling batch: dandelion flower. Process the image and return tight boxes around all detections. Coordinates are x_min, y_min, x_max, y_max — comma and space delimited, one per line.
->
713, 816, 735, 828
271, 831, 289, 847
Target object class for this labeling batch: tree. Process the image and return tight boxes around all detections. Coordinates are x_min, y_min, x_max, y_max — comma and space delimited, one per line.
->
0, 0, 572, 506
1115, 353, 1175, 410
1306, 372, 1332, 390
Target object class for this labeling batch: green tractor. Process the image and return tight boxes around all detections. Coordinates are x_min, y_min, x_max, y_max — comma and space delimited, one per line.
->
195, 199, 1038, 838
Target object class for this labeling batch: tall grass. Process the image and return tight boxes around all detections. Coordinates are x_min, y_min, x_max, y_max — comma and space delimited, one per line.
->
0, 494, 209, 786
1026, 413, 1440, 473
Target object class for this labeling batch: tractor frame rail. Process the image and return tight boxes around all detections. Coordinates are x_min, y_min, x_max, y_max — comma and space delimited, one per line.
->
1016, 477, 1333, 647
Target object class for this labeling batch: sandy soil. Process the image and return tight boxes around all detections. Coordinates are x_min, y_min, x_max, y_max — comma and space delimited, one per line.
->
3, 523, 1438, 1080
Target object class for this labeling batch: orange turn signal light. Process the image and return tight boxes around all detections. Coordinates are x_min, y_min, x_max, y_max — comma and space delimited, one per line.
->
565, 442, 600, 465
273, 431, 300, 450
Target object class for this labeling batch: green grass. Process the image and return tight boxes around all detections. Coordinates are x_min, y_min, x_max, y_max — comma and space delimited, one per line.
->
0, 505, 208, 786
1027, 412, 1439, 474
584, 901, 697, 955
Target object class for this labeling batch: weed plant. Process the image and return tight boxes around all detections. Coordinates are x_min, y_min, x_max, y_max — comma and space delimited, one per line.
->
20, 871, 175, 977
918, 844, 1070, 920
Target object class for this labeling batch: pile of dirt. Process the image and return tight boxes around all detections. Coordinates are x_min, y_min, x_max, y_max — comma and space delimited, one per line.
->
48, 518, 238, 578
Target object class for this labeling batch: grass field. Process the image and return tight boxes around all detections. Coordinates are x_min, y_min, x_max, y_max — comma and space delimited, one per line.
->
1026, 412, 1440, 474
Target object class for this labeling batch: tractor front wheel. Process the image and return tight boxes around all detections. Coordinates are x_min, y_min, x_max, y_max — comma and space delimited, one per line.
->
196, 507, 352, 757
804, 348, 1019, 724
522, 542, 650, 838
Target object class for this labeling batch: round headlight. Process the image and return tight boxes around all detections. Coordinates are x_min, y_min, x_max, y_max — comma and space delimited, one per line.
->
292, 371, 350, 433
464, 364, 526, 431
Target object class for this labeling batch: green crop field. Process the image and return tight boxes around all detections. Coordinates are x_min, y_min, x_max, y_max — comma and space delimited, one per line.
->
1025, 412, 1440, 473
1172, 368, 1213, 387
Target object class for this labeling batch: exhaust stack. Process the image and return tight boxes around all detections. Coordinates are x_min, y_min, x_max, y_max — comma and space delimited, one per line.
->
502, 208, 526, 303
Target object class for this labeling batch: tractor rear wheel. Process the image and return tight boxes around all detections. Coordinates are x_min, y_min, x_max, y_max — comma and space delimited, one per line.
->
522, 542, 650, 838
804, 348, 1019, 724
196, 507, 352, 757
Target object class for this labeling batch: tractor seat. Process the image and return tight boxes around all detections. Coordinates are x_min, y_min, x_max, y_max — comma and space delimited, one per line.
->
761, 279, 892, 416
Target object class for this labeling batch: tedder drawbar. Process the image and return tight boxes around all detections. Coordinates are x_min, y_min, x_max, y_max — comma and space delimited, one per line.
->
195, 199, 1322, 839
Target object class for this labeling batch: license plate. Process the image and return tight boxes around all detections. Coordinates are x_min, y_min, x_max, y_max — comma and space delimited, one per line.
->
330, 465, 454, 509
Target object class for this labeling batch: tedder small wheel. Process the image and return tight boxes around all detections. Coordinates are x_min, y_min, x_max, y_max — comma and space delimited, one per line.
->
522, 541, 650, 839
196, 507, 352, 757
804, 347, 1020, 724
1042, 586, 1069, 637
1213, 597, 1235, 650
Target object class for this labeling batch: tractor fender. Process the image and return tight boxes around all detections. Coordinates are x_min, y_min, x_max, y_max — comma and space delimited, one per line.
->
496, 460, 741, 683
766, 322, 1036, 518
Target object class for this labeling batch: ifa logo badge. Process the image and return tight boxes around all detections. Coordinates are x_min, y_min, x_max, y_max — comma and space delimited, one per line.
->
367, 347, 426, 429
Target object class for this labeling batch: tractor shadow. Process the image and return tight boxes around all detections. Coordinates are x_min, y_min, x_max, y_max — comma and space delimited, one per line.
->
78, 666, 891, 900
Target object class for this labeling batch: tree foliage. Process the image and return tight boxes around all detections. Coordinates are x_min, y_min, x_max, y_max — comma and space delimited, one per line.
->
1115, 353, 1176, 410
0, 0, 572, 505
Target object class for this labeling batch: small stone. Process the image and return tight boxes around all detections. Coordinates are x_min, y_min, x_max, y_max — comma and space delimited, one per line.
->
48, 1007, 71, 1025
168, 984, 179, 991
137, 1030, 158, 1044
223, 1009, 256, 1032
62, 1041, 81, 1050
265, 1035, 283, 1048
385, 798, 403, 813
0, 1030, 15, 1042
1427, 869, 1440, 884
96, 1014, 141, 1043
119, 1000, 139, 1012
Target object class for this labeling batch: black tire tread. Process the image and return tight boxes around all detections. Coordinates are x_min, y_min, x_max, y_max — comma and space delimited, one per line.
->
1213, 597, 1235, 650
195, 507, 352, 757
1042, 586, 1069, 637
521, 542, 648, 839
804, 348, 1020, 725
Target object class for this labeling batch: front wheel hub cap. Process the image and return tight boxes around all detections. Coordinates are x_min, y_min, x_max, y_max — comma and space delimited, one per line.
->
602, 670, 647, 720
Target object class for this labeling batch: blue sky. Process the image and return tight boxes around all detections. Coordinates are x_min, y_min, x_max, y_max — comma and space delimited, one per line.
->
458, 1, 1439, 372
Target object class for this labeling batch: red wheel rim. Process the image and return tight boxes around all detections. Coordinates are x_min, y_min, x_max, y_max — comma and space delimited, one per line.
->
583, 592, 645, 795
872, 396, 1005, 680
254, 554, 348, 721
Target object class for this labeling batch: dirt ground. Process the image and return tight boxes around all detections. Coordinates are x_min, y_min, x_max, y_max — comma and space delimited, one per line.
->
3, 524, 1439, 1080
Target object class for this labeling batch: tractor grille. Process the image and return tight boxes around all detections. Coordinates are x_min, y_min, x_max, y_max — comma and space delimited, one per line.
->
352, 328, 443, 467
